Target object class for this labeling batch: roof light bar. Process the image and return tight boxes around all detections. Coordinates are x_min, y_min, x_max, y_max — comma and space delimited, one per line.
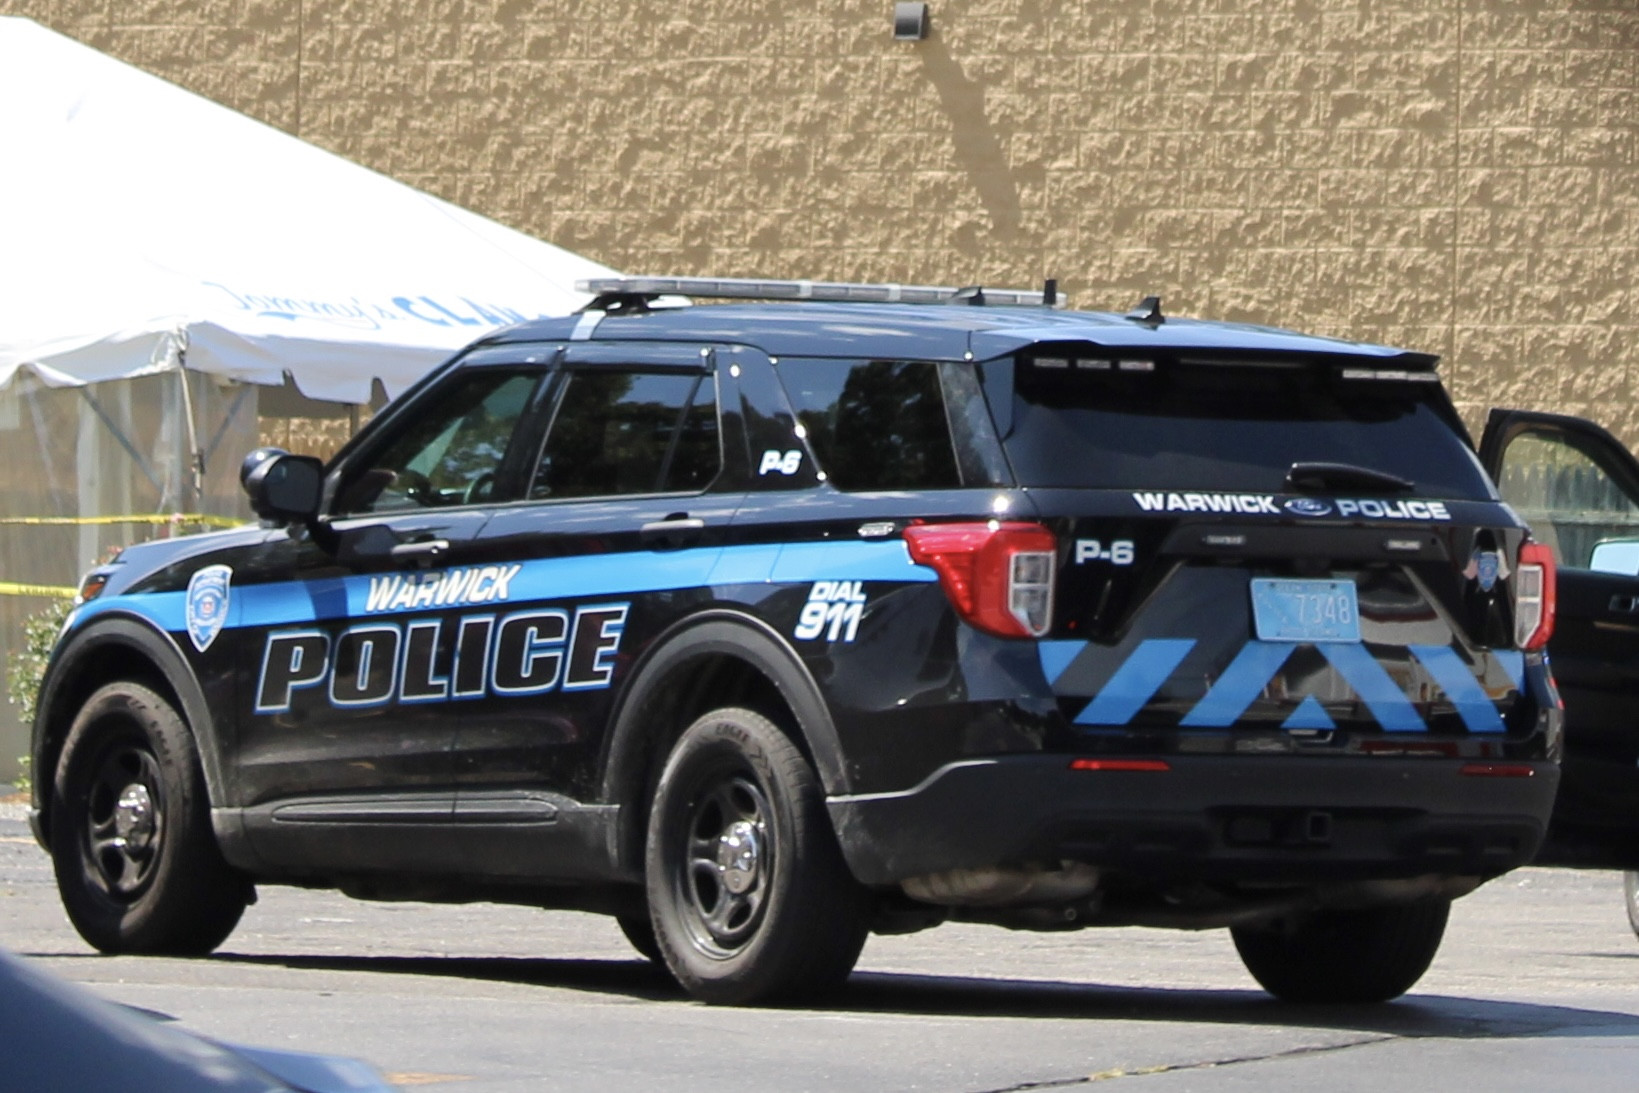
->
576, 276, 1067, 309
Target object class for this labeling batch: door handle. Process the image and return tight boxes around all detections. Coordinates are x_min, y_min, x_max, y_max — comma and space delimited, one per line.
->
1609, 594, 1639, 614
390, 538, 450, 565
640, 515, 704, 550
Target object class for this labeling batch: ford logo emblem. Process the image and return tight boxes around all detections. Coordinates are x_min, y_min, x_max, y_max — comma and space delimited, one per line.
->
1284, 498, 1333, 517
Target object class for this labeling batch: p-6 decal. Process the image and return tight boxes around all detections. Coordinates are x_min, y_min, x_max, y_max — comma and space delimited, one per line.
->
255, 603, 630, 714
759, 449, 804, 475
1075, 539, 1135, 565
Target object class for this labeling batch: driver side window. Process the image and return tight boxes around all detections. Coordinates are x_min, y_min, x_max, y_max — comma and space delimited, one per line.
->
334, 369, 542, 516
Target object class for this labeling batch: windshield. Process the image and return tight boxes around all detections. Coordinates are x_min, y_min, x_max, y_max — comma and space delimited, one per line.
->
992, 355, 1496, 499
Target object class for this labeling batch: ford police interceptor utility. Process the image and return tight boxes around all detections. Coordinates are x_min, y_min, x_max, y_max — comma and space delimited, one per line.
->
29, 276, 1561, 1006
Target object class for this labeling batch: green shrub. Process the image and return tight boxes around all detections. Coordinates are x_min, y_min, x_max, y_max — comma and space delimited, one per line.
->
7, 596, 74, 793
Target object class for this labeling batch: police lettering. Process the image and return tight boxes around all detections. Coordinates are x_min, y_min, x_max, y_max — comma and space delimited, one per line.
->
255, 603, 630, 714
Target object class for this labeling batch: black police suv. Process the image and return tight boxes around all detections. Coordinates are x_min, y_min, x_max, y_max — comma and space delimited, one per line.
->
31, 276, 1561, 1006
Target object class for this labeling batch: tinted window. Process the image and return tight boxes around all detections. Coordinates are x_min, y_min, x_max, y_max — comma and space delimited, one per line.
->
999, 357, 1494, 498
776, 360, 961, 491
1497, 430, 1639, 568
334, 369, 540, 515
530, 370, 720, 500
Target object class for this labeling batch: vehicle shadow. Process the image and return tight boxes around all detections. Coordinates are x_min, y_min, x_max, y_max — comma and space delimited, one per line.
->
41, 948, 1638, 1042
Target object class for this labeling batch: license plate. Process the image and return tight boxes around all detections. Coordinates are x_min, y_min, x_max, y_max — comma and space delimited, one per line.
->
1250, 578, 1360, 643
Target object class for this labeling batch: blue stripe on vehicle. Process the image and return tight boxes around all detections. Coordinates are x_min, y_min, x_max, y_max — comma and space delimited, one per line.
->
1493, 650, 1525, 691
1074, 639, 1196, 726
1282, 694, 1337, 731
1409, 645, 1506, 734
770, 540, 929, 584
1037, 640, 1087, 686
80, 539, 934, 636
1318, 643, 1426, 732
1179, 641, 1298, 727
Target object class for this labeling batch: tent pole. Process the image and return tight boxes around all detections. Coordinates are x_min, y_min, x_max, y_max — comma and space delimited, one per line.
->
175, 347, 204, 514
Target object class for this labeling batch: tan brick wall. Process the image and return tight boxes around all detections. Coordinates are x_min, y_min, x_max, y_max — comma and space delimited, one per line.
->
7, 0, 1639, 443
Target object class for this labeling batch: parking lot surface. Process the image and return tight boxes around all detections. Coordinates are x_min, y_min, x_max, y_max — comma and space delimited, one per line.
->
3, 803, 1636, 1091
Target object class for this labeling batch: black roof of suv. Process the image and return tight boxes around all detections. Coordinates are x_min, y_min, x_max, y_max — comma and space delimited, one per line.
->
31, 276, 1560, 1007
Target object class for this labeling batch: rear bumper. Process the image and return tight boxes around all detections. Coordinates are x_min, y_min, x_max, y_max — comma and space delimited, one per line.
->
828, 754, 1558, 887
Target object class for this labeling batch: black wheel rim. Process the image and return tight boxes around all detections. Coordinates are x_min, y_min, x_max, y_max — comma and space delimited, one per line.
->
672, 762, 773, 958
79, 732, 164, 902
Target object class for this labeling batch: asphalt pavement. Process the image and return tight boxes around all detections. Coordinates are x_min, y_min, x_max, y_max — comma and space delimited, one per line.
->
2, 796, 1636, 1091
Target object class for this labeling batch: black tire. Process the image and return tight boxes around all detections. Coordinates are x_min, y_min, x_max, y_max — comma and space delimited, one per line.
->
1231, 899, 1450, 1004
50, 682, 251, 955
1625, 871, 1639, 942
617, 913, 663, 964
645, 707, 870, 1005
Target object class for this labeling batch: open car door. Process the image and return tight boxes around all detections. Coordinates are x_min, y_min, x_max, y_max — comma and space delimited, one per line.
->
1479, 408, 1639, 867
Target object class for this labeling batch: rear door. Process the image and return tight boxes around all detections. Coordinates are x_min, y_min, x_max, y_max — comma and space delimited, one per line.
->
1479, 408, 1639, 855
442, 341, 742, 877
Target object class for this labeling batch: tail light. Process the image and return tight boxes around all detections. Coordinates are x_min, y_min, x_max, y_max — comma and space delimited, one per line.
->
1514, 539, 1556, 650
903, 521, 1056, 638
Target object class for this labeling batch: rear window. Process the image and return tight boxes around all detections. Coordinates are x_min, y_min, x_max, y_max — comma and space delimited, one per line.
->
994, 355, 1495, 499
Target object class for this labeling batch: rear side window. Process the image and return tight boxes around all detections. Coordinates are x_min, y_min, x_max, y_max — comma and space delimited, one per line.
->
776, 359, 1009, 491
997, 355, 1495, 499
530, 370, 720, 500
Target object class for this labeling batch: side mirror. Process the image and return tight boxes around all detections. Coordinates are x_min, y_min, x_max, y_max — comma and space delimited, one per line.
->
243, 451, 324, 523
1590, 538, 1639, 577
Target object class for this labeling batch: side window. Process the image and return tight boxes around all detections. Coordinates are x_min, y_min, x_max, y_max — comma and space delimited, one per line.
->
530, 370, 720, 500
776, 359, 961, 491
1497, 430, 1639, 569
333, 369, 541, 515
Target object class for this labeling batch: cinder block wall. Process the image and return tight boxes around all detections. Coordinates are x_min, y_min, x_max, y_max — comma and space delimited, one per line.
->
6, 0, 1639, 441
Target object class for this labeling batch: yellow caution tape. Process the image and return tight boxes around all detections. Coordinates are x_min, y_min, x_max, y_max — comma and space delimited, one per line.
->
0, 514, 242, 528
0, 582, 76, 598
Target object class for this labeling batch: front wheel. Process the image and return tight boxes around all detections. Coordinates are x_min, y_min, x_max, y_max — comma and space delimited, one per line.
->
1231, 899, 1450, 1004
645, 707, 870, 1005
50, 682, 251, 954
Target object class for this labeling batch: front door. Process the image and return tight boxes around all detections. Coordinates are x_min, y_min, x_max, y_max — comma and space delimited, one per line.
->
229, 362, 552, 868
1479, 408, 1639, 865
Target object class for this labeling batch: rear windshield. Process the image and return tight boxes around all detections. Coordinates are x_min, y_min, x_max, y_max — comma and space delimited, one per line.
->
993, 355, 1495, 499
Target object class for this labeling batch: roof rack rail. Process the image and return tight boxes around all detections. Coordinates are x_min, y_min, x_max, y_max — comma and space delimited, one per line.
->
575, 276, 1067, 309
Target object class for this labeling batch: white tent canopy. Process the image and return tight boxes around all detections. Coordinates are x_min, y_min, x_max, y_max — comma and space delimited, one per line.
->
0, 16, 616, 404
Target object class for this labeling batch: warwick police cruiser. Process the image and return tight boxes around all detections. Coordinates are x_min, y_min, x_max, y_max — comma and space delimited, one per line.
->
29, 276, 1561, 1006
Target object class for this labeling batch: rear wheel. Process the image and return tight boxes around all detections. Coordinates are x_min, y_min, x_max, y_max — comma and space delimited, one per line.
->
50, 682, 251, 954
1231, 899, 1450, 1004
645, 707, 870, 1005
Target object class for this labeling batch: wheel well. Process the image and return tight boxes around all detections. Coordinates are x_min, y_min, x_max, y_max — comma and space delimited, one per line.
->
34, 644, 181, 846
611, 651, 808, 875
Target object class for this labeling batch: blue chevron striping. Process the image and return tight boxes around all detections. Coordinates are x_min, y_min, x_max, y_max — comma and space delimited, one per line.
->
1282, 694, 1337, 731
1493, 650, 1525, 691
1074, 639, 1196, 726
1179, 641, 1298, 727
1037, 640, 1087, 686
1410, 645, 1506, 734
1318, 643, 1427, 732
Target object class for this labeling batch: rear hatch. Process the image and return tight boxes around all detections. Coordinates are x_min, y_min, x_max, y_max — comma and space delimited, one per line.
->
985, 346, 1549, 757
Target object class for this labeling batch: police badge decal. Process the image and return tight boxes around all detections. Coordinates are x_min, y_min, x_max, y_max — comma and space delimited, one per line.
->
186, 564, 233, 652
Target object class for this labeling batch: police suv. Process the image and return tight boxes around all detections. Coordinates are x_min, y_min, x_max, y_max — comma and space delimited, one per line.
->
30, 277, 1561, 1006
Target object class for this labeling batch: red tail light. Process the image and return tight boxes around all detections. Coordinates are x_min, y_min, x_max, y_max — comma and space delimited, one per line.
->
903, 521, 1056, 638
1069, 758, 1171, 772
1514, 539, 1556, 650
